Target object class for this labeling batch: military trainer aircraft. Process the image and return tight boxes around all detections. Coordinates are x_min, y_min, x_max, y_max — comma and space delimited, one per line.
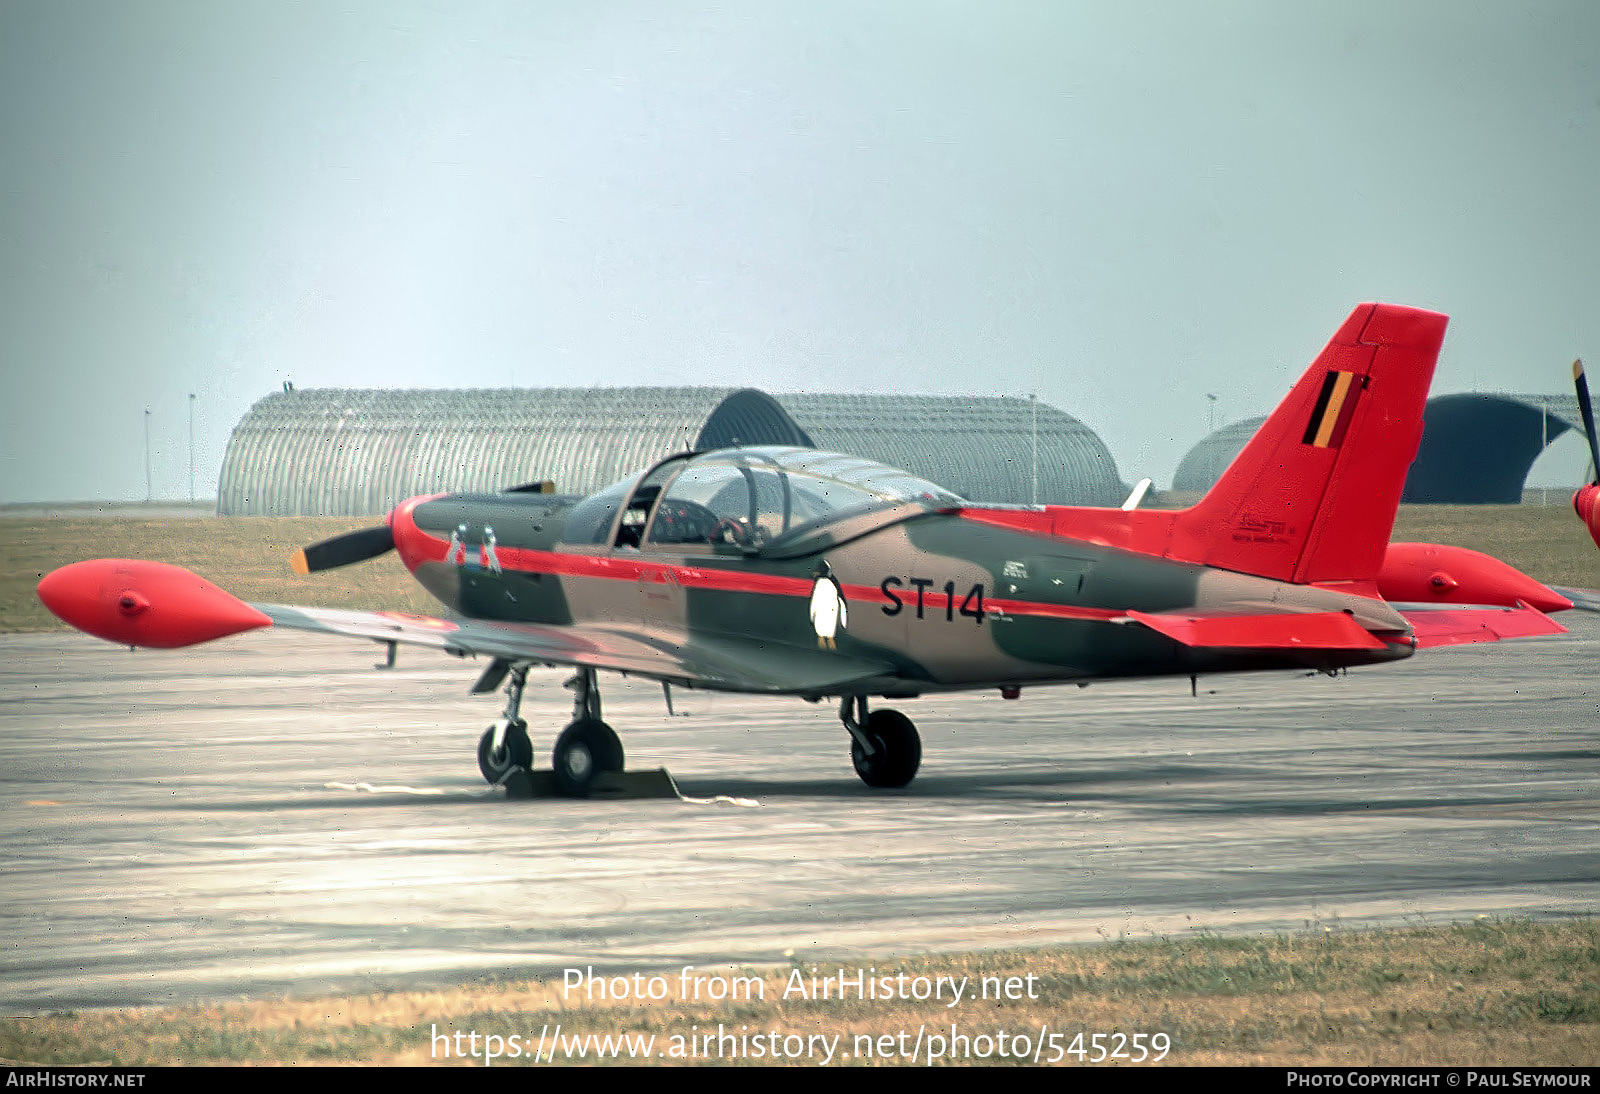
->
36, 303, 1579, 796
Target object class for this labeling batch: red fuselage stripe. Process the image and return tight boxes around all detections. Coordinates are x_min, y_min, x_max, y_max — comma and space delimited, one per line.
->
396, 525, 1125, 623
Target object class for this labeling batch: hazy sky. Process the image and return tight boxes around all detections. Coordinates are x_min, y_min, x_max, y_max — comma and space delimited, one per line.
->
3, 1, 1596, 503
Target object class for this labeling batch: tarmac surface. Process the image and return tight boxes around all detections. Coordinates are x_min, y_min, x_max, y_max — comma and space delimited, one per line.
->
3, 616, 1598, 1013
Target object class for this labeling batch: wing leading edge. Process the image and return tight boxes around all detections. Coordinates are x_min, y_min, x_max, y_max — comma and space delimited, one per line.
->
34, 558, 890, 694
255, 603, 893, 694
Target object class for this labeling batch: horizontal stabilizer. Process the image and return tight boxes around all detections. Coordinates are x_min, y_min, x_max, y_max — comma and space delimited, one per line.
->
1395, 603, 1568, 648
1124, 609, 1387, 650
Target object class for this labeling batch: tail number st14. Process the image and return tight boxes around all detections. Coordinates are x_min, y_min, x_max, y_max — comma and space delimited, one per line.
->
880, 577, 985, 624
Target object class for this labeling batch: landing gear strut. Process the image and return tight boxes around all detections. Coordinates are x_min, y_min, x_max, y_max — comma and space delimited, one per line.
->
478, 665, 533, 783
553, 667, 625, 796
841, 695, 921, 788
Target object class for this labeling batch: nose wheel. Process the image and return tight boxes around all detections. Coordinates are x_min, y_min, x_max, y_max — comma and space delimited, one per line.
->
477, 665, 536, 784
478, 719, 533, 783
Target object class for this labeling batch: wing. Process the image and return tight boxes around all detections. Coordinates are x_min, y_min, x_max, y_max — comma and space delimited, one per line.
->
34, 558, 890, 695
255, 603, 892, 694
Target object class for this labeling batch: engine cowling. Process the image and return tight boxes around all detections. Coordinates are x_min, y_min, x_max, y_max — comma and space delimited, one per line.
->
1575, 484, 1600, 552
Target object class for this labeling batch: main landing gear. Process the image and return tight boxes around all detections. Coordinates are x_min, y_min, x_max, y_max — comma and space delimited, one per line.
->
552, 668, 624, 795
840, 695, 921, 789
476, 664, 624, 797
477, 671, 922, 795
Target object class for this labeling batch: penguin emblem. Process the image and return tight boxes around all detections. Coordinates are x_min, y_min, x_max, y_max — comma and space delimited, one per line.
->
809, 560, 847, 649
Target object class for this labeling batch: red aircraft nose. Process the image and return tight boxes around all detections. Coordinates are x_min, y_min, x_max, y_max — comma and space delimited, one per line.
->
1575, 484, 1600, 551
37, 559, 272, 648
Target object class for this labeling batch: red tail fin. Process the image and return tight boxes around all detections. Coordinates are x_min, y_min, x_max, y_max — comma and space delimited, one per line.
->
1170, 303, 1446, 584
964, 304, 1447, 587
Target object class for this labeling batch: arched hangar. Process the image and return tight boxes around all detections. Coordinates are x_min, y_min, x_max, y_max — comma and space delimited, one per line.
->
1173, 393, 1587, 503
217, 387, 1126, 516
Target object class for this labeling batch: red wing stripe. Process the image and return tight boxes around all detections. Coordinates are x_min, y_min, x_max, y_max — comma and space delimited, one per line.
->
984, 599, 1124, 621
1126, 610, 1386, 650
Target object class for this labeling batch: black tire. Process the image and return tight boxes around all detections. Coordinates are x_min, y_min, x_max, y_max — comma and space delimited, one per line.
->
478, 720, 533, 784
552, 718, 625, 796
851, 709, 921, 788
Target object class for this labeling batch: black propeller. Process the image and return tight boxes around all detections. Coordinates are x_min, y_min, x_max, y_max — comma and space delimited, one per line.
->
1575, 359, 1599, 485
291, 525, 395, 574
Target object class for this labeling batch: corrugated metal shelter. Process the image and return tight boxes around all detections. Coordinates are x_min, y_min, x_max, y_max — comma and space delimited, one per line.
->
773, 393, 1123, 508
1172, 415, 1267, 494
218, 386, 1125, 515
1172, 393, 1589, 503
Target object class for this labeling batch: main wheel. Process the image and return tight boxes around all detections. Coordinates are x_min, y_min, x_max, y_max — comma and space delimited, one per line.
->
850, 709, 921, 788
552, 718, 625, 796
478, 720, 533, 784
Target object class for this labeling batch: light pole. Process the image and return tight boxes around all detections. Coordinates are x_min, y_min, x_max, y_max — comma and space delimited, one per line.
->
188, 393, 196, 503
1029, 393, 1038, 507
143, 407, 152, 503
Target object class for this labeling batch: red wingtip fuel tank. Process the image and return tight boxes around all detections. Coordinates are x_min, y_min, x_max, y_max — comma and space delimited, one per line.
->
1378, 543, 1573, 614
1575, 484, 1600, 552
36, 559, 273, 648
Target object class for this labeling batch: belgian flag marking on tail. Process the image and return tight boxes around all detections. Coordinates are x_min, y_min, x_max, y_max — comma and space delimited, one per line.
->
1302, 369, 1361, 448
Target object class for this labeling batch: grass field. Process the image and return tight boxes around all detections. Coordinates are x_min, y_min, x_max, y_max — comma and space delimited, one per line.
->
1, 515, 439, 632
1, 919, 1594, 1066
1389, 503, 1600, 589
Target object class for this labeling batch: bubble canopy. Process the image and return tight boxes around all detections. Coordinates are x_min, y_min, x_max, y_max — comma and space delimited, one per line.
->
562, 446, 966, 552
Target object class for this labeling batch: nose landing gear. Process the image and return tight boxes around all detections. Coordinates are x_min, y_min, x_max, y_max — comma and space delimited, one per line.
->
478, 666, 534, 783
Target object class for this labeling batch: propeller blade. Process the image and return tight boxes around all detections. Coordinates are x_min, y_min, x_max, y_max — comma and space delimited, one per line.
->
1575, 359, 1600, 484
291, 525, 395, 574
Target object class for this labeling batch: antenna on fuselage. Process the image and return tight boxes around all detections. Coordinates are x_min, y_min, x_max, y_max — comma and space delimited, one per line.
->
1121, 478, 1153, 512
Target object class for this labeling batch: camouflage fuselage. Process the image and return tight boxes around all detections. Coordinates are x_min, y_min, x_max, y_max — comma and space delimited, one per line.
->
391, 491, 1414, 698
